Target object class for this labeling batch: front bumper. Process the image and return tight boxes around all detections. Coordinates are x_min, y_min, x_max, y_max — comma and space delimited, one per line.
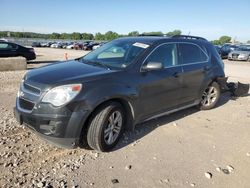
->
14, 100, 89, 148
228, 55, 248, 61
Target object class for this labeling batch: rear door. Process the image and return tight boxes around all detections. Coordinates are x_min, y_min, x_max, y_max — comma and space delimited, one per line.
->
177, 42, 209, 104
138, 43, 183, 118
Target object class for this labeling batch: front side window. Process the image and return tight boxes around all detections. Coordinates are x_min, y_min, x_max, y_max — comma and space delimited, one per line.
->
81, 40, 148, 69
145, 43, 178, 68
178, 43, 208, 64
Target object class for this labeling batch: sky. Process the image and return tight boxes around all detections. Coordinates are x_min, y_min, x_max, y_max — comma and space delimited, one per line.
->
1, 0, 250, 42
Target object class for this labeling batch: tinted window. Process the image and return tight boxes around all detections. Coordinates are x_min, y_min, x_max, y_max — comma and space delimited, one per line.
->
0, 42, 16, 50
146, 43, 177, 68
178, 43, 208, 64
0, 43, 9, 49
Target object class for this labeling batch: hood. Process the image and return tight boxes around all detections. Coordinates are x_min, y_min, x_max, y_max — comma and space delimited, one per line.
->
230, 50, 250, 55
25, 60, 117, 87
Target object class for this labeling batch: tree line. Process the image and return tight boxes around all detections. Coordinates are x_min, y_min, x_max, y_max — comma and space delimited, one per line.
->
1, 30, 248, 44
0, 30, 181, 41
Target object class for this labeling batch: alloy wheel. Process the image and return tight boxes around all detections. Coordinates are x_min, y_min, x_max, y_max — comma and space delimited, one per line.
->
104, 111, 123, 145
201, 86, 218, 107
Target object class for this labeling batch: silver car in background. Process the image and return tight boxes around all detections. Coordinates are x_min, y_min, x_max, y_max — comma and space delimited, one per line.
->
228, 45, 250, 61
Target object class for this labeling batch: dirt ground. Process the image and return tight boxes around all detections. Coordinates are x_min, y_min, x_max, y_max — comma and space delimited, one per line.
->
0, 48, 250, 188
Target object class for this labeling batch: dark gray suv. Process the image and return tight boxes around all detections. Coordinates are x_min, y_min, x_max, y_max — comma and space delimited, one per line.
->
14, 35, 225, 151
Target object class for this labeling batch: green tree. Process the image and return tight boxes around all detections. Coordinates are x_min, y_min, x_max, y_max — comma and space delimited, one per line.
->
128, 31, 139, 36
60, 33, 71, 39
81, 33, 94, 40
211, 40, 221, 45
219, 36, 231, 44
71, 32, 81, 40
95, 32, 105, 40
247, 40, 250, 44
50, 32, 61, 39
104, 31, 119, 40
166, 30, 182, 37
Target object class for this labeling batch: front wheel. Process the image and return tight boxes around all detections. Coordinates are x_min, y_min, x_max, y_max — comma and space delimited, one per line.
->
200, 82, 221, 110
87, 102, 125, 152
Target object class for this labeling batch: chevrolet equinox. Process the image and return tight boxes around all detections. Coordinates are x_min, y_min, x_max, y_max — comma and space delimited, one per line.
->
14, 35, 225, 151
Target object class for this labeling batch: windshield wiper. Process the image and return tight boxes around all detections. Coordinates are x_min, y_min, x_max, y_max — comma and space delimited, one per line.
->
82, 60, 111, 70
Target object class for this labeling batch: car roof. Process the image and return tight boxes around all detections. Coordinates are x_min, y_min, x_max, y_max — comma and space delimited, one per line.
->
114, 35, 209, 46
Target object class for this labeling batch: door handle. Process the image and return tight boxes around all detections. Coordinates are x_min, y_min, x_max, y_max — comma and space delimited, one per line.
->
172, 72, 179, 78
203, 66, 210, 72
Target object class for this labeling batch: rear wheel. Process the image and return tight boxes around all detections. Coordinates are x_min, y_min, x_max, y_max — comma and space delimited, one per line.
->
200, 82, 220, 110
87, 102, 125, 152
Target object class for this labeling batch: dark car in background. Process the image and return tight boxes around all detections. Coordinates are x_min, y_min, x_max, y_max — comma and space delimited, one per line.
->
0, 41, 36, 60
31, 42, 41, 47
219, 44, 238, 59
14, 35, 225, 152
83, 42, 100, 50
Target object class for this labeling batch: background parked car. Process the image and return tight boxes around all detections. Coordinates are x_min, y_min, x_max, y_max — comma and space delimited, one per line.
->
92, 42, 107, 50
31, 42, 41, 47
83, 42, 100, 50
50, 42, 63, 48
0, 41, 36, 60
228, 45, 250, 61
219, 44, 238, 59
73, 42, 84, 50
66, 42, 75, 49
214, 45, 221, 53
41, 42, 53, 47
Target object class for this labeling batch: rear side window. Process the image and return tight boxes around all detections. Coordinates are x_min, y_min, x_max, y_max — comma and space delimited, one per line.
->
178, 43, 208, 64
146, 43, 178, 68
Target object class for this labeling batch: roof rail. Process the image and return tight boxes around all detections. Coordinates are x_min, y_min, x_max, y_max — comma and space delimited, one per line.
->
172, 35, 207, 41
138, 34, 165, 37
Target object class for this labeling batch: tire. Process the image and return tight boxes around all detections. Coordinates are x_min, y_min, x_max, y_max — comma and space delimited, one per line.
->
87, 102, 125, 152
200, 82, 221, 110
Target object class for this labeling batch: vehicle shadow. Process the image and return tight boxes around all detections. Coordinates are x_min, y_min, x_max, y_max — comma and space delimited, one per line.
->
113, 92, 237, 151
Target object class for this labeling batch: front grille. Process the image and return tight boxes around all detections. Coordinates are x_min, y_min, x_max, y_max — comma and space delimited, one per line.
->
23, 82, 41, 95
19, 98, 35, 111
232, 53, 239, 57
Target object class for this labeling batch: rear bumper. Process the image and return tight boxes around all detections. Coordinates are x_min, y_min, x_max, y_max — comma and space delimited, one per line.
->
26, 53, 36, 61
14, 102, 89, 148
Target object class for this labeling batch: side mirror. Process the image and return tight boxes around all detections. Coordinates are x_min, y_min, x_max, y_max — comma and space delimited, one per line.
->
141, 61, 163, 72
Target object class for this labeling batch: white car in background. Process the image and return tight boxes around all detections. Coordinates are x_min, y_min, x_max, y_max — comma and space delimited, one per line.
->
50, 42, 62, 48
66, 44, 75, 49
92, 42, 107, 50
228, 45, 250, 61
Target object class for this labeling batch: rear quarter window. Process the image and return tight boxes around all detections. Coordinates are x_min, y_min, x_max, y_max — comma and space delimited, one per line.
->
178, 43, 208, 64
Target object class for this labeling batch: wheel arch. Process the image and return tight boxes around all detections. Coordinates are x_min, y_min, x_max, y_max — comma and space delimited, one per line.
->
80, 97, 135, 142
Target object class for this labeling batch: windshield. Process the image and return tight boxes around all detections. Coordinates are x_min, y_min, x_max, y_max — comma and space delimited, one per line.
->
236, 46, 250, 51
81, 40, 149, 69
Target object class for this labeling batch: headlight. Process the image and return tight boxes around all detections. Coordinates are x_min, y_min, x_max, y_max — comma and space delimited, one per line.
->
42, 84, 82, 107
239, 54, 246, 57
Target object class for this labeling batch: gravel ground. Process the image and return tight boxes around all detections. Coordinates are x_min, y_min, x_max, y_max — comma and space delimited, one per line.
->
0, 51, 250, 188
